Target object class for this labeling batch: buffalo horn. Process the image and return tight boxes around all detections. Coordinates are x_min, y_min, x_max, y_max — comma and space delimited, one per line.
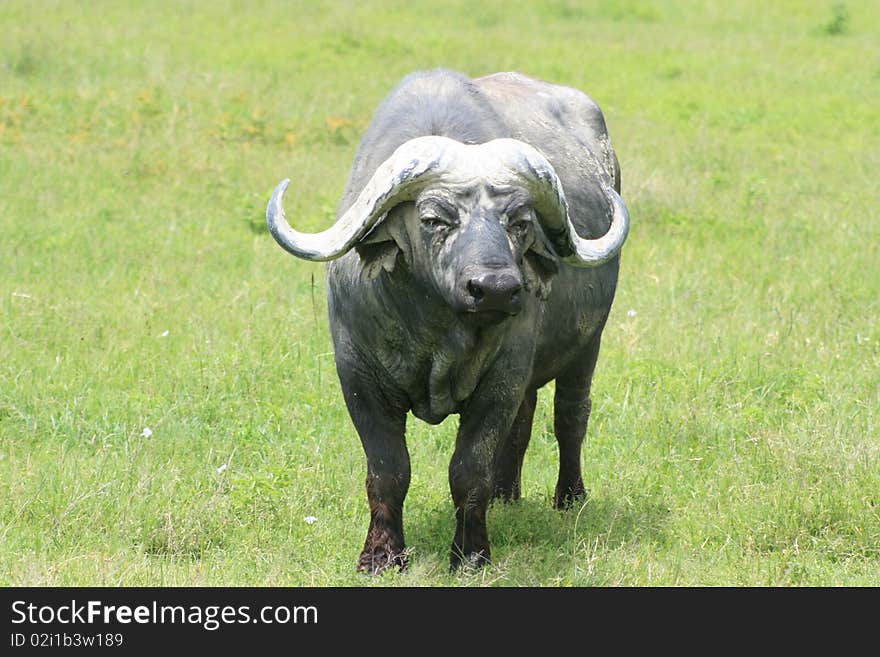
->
267, 136, 629, 266
266, 137, 454, 261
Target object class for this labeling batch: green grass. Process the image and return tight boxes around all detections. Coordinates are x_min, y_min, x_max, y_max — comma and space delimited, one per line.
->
1, 0, 878, 586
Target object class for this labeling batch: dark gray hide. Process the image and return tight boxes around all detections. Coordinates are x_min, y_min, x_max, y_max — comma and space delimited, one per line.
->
270, 69, 627, 573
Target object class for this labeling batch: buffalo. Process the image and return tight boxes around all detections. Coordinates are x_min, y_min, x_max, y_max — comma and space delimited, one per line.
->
267, 69, 629, 573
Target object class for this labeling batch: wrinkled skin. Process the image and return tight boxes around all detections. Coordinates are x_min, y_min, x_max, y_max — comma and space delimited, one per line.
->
325, 70, 622, 573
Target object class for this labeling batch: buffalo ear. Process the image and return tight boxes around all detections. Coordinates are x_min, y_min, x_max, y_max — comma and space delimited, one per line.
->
355, 239, 399, 280
523, 236, 558, 300
354, 204, 411, 281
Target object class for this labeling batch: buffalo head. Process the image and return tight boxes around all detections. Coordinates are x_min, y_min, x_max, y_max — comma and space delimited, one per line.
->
267, 136, 629, 322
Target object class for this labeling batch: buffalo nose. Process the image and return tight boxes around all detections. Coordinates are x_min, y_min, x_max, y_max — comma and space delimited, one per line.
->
467, 273, 523, 314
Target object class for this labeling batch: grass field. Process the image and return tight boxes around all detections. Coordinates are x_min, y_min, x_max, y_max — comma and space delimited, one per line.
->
1, 1, 878, 586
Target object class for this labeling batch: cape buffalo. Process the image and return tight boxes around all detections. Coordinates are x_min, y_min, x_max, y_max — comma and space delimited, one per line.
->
266, 69, 629, 573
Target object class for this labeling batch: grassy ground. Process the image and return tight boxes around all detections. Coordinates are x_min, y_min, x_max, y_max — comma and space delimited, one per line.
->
1, 1, 877, 586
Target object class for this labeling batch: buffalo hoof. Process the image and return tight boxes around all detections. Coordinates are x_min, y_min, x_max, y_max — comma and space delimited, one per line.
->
450, 547, 490, 573
490, 484, 521, 504
357, 545, 408, 575
553, 481, 587, 510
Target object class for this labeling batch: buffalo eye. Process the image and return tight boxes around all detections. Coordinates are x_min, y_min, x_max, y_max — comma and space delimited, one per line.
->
418, 199, 459, 231
505, 206, 533, 237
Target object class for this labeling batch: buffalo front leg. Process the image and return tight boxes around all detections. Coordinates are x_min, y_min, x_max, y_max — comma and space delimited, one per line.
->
449, 390, 522, 571
491, 388, 537, 502
338, 372, 410, 574
553, 332, 602, 509
449, 434, 493, 571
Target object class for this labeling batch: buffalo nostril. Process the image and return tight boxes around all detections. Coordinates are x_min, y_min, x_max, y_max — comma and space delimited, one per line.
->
467, 279, 485, 301
467, 273, 523, 313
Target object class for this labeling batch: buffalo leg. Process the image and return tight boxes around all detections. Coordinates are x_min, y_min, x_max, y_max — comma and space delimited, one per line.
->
450, 388, 522, 571
491, 388, 537, 502
338, 372, 410, 574
449, 432, 493, 570
553, 331, 602, 509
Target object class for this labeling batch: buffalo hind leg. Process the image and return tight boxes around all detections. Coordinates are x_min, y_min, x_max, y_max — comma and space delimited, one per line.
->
338, 371, 410, 574
553, 332, 602, 509
492, 388, 537, 502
